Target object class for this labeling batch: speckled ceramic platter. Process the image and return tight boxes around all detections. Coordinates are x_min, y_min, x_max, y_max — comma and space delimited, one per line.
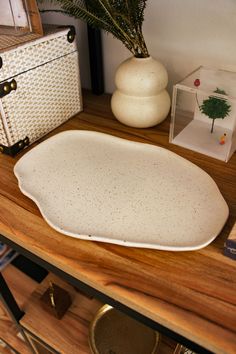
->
14, 130, 229, 251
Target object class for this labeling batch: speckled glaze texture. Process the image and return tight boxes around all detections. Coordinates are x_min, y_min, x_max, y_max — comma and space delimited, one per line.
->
111, 56, 171, 128
14, 130, 229, 251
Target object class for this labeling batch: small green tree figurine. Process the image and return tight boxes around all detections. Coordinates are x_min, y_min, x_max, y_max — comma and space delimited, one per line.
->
200, 88, 231, 133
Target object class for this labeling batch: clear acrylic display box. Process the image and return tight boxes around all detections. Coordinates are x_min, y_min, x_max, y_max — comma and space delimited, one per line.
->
0, 0, 32, 36
170, 67, 236, 162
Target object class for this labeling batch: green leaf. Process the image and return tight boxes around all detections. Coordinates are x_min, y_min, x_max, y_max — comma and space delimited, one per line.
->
37, 0, 149, 57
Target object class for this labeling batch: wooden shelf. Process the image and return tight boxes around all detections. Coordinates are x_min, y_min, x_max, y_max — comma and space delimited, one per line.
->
1, 264, 38, 354
0, 318, 30, 354
0, 90, 235, 354
20, 273, 103, 354
19, 273, 178, 354
1, 265, 178, 354
0, 341, 18, 354
2, 264, 38, 309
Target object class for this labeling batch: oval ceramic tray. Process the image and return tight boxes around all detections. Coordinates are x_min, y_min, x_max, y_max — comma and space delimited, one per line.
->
14, 130, 229, 251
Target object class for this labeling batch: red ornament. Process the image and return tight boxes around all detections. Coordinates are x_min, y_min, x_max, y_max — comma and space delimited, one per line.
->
194, 79, 200, 87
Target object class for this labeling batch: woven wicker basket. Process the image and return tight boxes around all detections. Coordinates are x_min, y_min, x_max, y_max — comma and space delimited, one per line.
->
0, 26, 82, 156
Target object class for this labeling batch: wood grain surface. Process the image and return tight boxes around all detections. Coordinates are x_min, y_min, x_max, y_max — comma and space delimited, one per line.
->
0, 90, 236, 354
21, 272, 176, 354
0, 265, 37, 354
21, 273, 103, 354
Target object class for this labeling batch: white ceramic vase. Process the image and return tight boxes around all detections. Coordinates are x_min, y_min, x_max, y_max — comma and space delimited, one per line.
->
111, 56, 171, 128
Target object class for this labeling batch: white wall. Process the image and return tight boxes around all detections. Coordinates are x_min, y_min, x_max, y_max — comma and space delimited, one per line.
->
40, 0, 236, 94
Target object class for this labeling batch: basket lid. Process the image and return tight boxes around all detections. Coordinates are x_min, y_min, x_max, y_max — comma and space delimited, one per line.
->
0, 25, 76, 82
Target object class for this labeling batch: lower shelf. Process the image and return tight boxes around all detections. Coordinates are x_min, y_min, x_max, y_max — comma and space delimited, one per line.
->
20, 273, 103, 354
0, 264, 38, 354
0, 339, 18, 354
24, 331, 57, 354
1, 264, 180, 354
20, 272, 179, 354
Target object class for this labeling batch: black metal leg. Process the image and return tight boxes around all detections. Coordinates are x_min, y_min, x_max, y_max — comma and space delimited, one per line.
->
0, 272, 24, 322
0, 272, 36, 353
87, 26, 104, 95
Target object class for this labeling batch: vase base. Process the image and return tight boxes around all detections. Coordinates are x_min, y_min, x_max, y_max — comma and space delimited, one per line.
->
111, 90, 170, 128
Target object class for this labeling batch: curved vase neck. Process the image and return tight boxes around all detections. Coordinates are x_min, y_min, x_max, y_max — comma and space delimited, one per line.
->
133, 55, 152, 61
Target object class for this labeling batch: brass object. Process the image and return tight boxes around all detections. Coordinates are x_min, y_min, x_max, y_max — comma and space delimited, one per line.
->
49, 281, 56, 308
0, 136, 29, 156
40, 281, 72, 319
89, 304, 160, 354
0, 79, 17, 98
174, 344, 196, 354
24, 137, 29, 145
3, 83, 10, 93
10, 79, 17, 90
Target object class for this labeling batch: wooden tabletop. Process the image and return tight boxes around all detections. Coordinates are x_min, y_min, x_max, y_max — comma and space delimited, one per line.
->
0, 90, 235, 354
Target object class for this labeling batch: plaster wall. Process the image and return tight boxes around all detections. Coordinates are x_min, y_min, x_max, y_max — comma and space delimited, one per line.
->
39, 0, 236, 95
